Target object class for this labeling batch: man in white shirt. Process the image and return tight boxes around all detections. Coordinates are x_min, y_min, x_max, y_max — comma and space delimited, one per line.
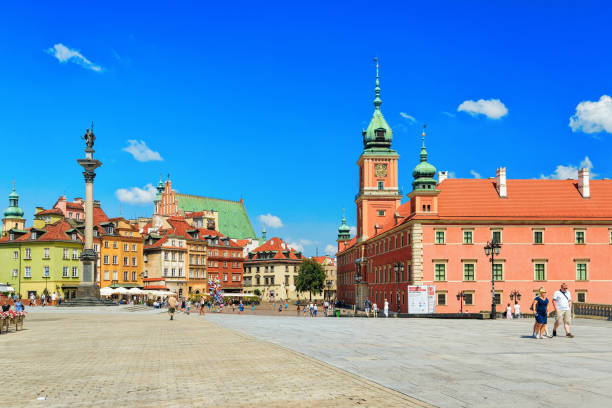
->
552, 283, 574, 338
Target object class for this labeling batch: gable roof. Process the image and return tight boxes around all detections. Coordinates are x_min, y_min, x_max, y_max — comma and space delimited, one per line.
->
248, 237, 304, 261
175, 194, 256, 239
0, 220, 82, 243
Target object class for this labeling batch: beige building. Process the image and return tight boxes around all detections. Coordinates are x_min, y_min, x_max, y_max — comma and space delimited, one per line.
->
143, 232, 187, 296
243, 237, 305, 301
312, 256, 337, 302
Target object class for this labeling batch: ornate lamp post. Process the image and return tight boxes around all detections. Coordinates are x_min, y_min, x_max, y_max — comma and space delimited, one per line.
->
484, 241, 502, 319
394, 262, 404, 314
456, 290, 466, 314
354, 272, 361, 316
509, 290, 521, 302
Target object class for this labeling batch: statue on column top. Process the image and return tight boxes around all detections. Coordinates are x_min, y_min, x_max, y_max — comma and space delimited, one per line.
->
83, 123, 95, 149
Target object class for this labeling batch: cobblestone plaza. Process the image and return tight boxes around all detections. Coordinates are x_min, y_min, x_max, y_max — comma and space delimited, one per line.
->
3, 309, 611, 407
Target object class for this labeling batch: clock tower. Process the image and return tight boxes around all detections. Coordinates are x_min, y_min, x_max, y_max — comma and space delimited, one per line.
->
355, 60, 401, 242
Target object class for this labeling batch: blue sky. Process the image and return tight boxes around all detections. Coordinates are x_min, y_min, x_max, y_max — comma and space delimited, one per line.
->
1, 1, 611, 256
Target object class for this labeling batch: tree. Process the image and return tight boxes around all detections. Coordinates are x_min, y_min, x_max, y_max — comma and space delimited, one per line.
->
295, 259, 326, 301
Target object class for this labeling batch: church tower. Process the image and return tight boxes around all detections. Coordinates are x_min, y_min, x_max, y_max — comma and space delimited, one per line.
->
2, 183, 26, 236
337, 209, 351, 251
355, 59, 401, 242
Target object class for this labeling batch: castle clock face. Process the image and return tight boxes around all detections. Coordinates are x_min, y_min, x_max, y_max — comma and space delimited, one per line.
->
374, 163, 388, 178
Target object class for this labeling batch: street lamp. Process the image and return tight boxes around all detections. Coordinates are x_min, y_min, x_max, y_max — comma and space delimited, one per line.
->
456, 290, 466, 314
509, 290, 521, 302
484, 240, 502, 319
326, 280, 332, 316
354, 272, 361, 315
394, 262, 404, 314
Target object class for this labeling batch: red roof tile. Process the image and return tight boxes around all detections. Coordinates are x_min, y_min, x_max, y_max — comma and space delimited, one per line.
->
434, 178, 612, 221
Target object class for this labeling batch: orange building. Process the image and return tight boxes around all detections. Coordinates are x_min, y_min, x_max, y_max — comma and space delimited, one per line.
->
336, 65, 612, 315
98, 217, 144, 288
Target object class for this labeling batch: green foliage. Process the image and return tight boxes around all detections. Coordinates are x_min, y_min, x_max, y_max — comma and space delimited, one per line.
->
295, 259, 326, 300
253, 289, 262, 296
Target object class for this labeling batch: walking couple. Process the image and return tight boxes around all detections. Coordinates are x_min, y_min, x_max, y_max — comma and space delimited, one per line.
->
531, 283, 574, 339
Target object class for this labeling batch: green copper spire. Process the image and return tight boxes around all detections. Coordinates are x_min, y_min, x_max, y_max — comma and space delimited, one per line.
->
337, 208, 351, 241
412, 126, 437, 191
4, 182, 25, 219
262, 226, 267, 241
363, 58, 393, 151
155, 174, 164, 201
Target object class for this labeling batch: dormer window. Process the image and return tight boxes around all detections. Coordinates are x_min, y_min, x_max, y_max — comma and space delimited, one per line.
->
375, 128, 385, 140
72, 233, 77, 241
31, 232, 37, 240
9, 233, 14, 241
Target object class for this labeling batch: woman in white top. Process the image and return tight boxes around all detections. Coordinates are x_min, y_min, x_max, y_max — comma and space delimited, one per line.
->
383, 299, 389, 318
372, 303, 378, 317
506, 303, 513, 319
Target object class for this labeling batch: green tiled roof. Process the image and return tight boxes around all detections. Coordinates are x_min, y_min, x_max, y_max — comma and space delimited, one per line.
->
175, 194, 256, 239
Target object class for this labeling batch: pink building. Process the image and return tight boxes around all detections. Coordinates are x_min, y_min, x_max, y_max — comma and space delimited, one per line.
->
336, 65, 612, 314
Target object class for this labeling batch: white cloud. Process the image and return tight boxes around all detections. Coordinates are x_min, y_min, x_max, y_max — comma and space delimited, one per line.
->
324, 244, 336, 255
540, 156, 596, 180
46, 43, 102, 72
115, 184, 157, 205
400, 112, 417, 123
470, 170, 481, 179
299, 238, 316, 246
569, 95, 612, 134
287, 242, 304, 252
258, 213, 283, 228
442, 111, 456, 118
458, 98, 508, 119
349, 226, 357, 236
123, 140, 163, 162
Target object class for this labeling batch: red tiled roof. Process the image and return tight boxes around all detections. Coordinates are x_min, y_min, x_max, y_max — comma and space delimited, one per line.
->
434, 178, 612, 221
36, 208, 63, 216
0, 220, 81, 243
337, 237, 357, 255
66, 202, 83, 210
93, 207, 109, 224
248, 237, 304, 261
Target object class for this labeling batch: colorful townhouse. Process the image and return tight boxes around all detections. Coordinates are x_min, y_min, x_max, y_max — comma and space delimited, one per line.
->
98, 217, 144, 288
143, 229, 188, 296
336, 65, 612, 314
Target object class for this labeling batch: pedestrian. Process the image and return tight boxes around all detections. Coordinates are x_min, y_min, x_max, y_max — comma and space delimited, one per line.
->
239, 301, 244, 314
384, 298, 389, 318
181, 298, 186, 312
324, 300, 329, 316
313, 303, 318, 317
279, 303, 282, 313
30, 293, 35, 306
531, 287, 550, 339
296, 304, 300, 316
284, 300, 288, 311
168, 295, 177, 320
309, 302, 314, 317
51, 292, 57, 306
41, 293, 46, 307
506, 303, 513, 319
364, 298, 371, 317
552, 283, 574, 338
514, 301, 521, 318
373, 302, 378, 317
232, 302, 236, 313
272, 301, 276, 312
200, 300, 206, 315
186, 299, 191, 315
251, 304, 255, 313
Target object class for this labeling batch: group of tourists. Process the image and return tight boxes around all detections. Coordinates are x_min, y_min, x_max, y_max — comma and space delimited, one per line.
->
364, 298, 389, 318
531, 283, 574, 339
25, 292, 63, 307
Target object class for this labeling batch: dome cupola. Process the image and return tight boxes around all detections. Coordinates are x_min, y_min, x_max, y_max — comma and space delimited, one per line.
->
412, 127, 438, 191
4, 183, 25, 219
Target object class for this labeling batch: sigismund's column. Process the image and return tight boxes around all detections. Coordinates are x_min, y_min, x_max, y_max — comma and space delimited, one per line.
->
76, 125, 102, 298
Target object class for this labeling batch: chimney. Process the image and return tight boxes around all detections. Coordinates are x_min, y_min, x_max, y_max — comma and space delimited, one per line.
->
496, 167, 507, 198
438, 171, 448, 184
578, 168, 590, 198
